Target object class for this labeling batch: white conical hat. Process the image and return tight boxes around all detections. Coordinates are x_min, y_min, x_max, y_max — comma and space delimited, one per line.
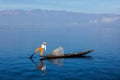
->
43, 42, 46, 45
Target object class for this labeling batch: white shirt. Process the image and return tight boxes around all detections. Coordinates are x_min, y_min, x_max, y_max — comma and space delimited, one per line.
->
41, 44, 46, 51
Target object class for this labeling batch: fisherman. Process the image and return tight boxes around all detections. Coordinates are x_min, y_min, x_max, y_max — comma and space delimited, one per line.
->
30, 42, 46, 58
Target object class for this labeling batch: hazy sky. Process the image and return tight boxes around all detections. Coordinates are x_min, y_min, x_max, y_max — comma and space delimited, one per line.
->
0, 0, 120, 14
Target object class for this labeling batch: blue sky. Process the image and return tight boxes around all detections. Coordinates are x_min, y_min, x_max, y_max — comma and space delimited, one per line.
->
0, 0, 120, 14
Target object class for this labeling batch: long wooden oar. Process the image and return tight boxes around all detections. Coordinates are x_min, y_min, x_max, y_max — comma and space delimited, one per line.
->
29, 52, 36, 58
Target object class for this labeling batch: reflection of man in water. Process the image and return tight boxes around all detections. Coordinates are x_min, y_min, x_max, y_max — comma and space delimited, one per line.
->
39, 60, 46, 74
30, 58, 46, 75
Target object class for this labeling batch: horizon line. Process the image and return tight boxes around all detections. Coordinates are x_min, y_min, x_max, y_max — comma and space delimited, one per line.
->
0, 9, 120, 15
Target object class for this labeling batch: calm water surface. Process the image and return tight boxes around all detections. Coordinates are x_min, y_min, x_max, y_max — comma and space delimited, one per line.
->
0, 26, 120, 80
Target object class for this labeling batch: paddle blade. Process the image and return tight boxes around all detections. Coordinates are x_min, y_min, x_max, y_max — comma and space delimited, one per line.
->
29, 52, 36, 58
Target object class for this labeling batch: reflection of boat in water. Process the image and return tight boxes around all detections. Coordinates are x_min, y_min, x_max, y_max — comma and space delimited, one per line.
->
43, 56, 93, 66
29, 55, 93, 75
41, 50, 94, 59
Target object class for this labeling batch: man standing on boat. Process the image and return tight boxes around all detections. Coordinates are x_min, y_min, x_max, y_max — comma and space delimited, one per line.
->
30, 42, 46, 58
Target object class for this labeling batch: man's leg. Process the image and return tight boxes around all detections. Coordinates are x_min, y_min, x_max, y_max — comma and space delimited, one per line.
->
29, 48, 40, 58
40, 48, 44, 56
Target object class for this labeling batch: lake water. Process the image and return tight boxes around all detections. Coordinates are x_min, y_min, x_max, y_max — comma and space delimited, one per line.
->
0, 26, 120, 80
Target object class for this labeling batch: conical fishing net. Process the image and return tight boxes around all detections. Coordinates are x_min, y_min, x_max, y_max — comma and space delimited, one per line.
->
48, 47, 64, 56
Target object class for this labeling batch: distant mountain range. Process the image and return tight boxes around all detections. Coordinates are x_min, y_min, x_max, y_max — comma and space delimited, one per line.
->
0, 9, 120, 27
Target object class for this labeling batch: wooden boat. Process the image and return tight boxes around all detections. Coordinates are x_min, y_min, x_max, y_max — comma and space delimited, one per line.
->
41, 50, 94, 59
